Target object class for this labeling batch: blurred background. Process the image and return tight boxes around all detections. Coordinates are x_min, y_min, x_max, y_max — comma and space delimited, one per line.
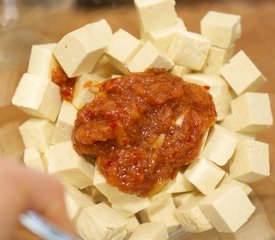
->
0, 0, 275, 239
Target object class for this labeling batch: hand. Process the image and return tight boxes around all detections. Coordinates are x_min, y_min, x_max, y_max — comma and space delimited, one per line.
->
0, 159, 75, 240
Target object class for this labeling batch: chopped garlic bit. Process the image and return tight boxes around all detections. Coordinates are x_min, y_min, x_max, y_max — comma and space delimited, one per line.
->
152, 133, 166, 149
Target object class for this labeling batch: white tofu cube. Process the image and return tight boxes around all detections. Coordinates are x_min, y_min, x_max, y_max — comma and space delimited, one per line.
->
76, 203, 128, 240
197, 128, 210, 156
173, 192, 199, 208
184, 157, 225, 195
175, 195, 213, 232
12, 73, 62, 121
64, 184, 95, 221
128, 41, 173, 72
47, 140, 94, 189
51, 101, 77, 144
229, 139, 269, 183
183, 74, 233, 121
147, 18, 187, 53
218, 173, 253, 196
167, 31, 211, 70
201, 11, 241, 48
199, 183, 255, 232
203, 45, 235, 74
27, 43, 58, 78
220, 51, 267, 95
161, 171, 194, 194
72, 73, 105, 109
93, 165, 150, 217
53, 19, 112, 77
19, 118, 54, 153
202, 125, 237, 166
126, 215, 140, 234
171, 65, 191, 77
23, 148, 47, 172
129, 223, 168, 240
106, 29, 141, 74
230, 92, 273, 133
138, 192, 180, 233
134, 0, 178, 34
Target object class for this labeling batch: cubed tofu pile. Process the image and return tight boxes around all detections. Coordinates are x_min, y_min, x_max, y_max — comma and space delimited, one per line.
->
12, 0, 273, 239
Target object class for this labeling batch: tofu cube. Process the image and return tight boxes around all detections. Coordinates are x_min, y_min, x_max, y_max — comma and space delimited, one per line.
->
173, 192, 199, 208
12, 73, 62, 121
202, 125, 238, 166
167, 31, 211, 70
230, 92, 273, 133
138, 192, 180, 233
203, 45, 235, 74
199, 183, 255, 232
134, 0, 178, 34
27, 43, 58, 78
53, 19, 112, 77
72, 73, 105, 109
23, 147, 47, 172
201, 11, 241, 48
220, 51, 267, 95
175, 195, 213, 232
171, 65, 191, 77
127, 41, 173, 72
19, 118, 54, 153
47, 140, 94, 189
106, 29, 141, 74
93, 165, 150, 217
64, 184, 95, 221
76, 203, 128, 240
229, 139, 269, 183
147, 18, 187, 53
51, 101, 77, 144
184, 157, 225, 195
161, 171, 194, 194
129, 223, 168, 240
183, 74, 233, 121
218, 173, 253, 196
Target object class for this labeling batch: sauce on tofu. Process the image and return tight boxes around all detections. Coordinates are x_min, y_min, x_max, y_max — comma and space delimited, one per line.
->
52, 67, 76, 102
73, 68, 216, 197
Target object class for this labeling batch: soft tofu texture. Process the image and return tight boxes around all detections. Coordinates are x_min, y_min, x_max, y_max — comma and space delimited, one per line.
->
201, 11, 241, 48
53, 19, 112, 78
218, 173, 253, 196
230, 92, 273, 133
127, 41, 173, 72
167, 30, 211, 70
93, 165, 150, 217
171, 65, 191, 77
138, 192, 180, 233
175, 195, 213, 232
229, 139, 269, 183
106, 29, 141, 74
203, 45, 235, 74
51, 101, 77, 144
183, 74, 233, 121
12, 73, 62, 121
134, 0, 178, 35
47, 140, 94, 189
199, 183, 255, 233
23, 147, 47, 172
19, 118, 54, 153
76, 203, 128, 240
202, 125, 237, 166
27, 43, 58, 78
72, 73, 105, 109
184, 157, 225, 195
161, 171, 194, 194
220, 51, 267, 95
147, 18, 187, 53
173, 192, 199, 208
129, 223, 168, 240
64, 184, 95, 221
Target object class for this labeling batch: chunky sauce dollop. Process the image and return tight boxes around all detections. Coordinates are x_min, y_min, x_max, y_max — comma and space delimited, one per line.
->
73, 69, 216, 197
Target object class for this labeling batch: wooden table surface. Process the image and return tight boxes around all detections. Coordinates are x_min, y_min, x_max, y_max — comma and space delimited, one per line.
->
1, 0, 275, 238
